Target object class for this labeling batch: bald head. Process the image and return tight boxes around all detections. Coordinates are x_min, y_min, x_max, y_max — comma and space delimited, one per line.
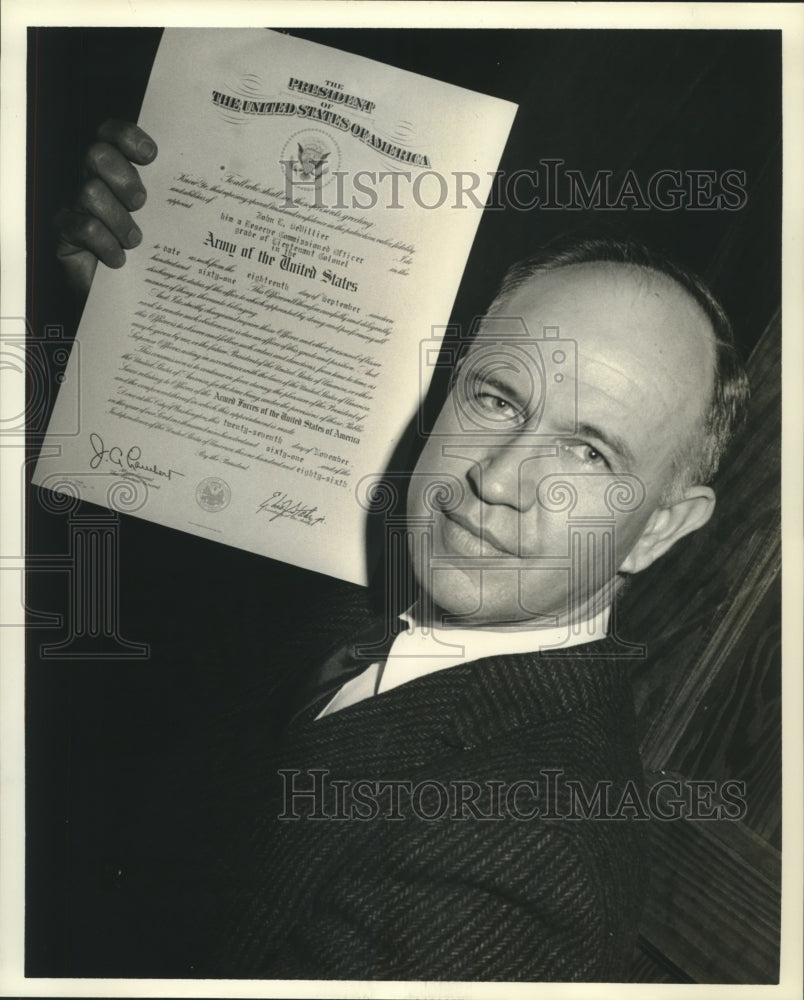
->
486, 236, 749, 493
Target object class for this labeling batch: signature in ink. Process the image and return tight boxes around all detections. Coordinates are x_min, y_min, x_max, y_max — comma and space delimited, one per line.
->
256, 490, 325, 527
89, 432, 185, 481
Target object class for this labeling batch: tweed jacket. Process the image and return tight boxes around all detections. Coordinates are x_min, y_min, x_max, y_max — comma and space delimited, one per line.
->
198, 624, 650, 982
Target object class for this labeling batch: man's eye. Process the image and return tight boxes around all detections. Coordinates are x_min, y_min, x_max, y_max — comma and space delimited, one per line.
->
471, 389, 521, 422
560, 442, 610, 469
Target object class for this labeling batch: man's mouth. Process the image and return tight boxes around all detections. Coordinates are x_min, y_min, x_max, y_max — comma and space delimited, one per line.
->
438, 509, 514, 558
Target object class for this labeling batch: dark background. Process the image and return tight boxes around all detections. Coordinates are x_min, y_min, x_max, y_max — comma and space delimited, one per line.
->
25, 27, 781, 976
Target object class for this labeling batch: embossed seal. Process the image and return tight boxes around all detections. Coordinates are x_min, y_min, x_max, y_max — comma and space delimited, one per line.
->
195, 477, 231, 512
280, 128, 341, 188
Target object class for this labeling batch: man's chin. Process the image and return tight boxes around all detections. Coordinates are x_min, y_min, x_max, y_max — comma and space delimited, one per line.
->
417, 568, 563, 629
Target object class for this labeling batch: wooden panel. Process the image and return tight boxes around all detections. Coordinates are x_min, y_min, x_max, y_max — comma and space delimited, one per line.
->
638, 549, 780, 772
637, 803, 780, 983
673, 576, 782, 846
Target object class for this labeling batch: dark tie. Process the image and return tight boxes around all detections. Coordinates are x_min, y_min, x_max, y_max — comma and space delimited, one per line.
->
289, 615, 406, 723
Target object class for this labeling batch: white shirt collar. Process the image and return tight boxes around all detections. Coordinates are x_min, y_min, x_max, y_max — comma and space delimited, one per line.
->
317, 605, 610, 718
377, 605, 611, 696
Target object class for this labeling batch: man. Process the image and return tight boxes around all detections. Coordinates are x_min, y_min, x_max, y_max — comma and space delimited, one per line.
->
53, 122, 748, 981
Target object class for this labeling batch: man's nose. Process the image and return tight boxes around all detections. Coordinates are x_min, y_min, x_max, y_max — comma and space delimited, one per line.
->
464, 439, 556, 511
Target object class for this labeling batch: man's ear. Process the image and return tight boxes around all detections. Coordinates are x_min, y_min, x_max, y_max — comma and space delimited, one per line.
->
619, 485, 716, 575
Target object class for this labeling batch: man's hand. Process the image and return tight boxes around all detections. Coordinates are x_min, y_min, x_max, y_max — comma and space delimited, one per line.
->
55, 120, 157, 300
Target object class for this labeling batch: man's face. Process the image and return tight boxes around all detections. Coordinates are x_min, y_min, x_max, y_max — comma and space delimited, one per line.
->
406, 262, 715, 627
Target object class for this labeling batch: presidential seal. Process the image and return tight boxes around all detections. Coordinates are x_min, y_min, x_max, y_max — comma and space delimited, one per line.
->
195, 477, 231, 512
280, 129, 341, 189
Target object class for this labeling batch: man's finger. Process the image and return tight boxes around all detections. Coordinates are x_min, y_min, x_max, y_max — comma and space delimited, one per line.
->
96, 119, 158, 165
75, 176, 143, 250
83, 142, 148, 212
54, 244, 99, 300
54, 208, 127, 270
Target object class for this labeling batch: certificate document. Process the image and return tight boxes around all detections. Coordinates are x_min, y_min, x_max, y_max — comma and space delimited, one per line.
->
33, 28, 516, 584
